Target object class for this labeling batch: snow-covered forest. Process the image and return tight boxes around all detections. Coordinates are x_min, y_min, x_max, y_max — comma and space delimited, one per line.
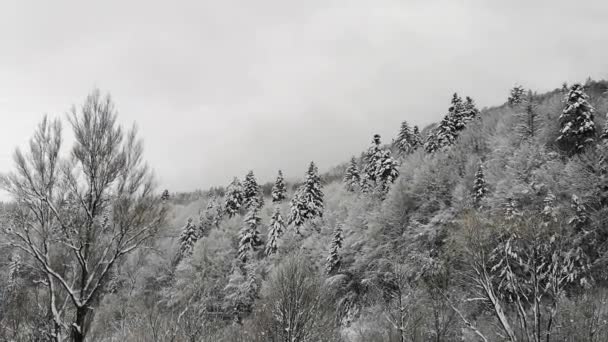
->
2, 79, 608, 342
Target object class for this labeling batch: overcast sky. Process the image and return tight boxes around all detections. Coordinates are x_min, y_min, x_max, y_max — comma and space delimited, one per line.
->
1, 0, 607, 193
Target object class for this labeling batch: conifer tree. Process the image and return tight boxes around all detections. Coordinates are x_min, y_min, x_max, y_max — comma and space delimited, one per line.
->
243, 170, 264, 210
411, 125, 423, 150
326, 224, 343, 275
363, 134, 384, 183
343, 156, 360, 192
462, 96, 480, 121
265, 207, 285, 256
238, 202, 263, 262
224, 177, 244, 218
542, 192, 557, 224
374, 150, 399, 194
508, 84, 526, 106
224, 263, 258, 322
472, 162, 488, 206
504, 198, 520, 220
361, 134, 399, 194
178, 217, 198, 260
557, 84, 596, 153
271, 170, 287, 203
395, 120, 415, 155
516, 92, 542, 141
288, 162, 324, 231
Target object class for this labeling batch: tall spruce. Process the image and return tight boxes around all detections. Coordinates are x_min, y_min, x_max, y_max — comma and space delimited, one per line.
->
363, 134, 384, 184
425, 93, 473, 152
395, 120, 415, 155
238, 201, 263, 262
508, 84, 526, 106
362, 134, 399, 194
473, 162, 488, 206
557, 83, 596, 153
265, 207, 285, 256
271, 170, 287, 203
411, 125, 423, 150
343, 156, 360, 192
224, 177, 244, 218
243, 170, 264, 210
326, 224, 343, 275
177, 217, 198, 261
516, 92, 542, 141
288, 161, 324, 231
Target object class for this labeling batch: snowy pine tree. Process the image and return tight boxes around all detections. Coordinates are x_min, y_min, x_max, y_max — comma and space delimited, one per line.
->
557, 83, 596, 153
462, 96, 479, 122
411, 125, 423, 150
271, 170, 287, 203
238, 202, 263, 262
178, 217, 198, 260
265, 207, 285, 256
161, 189, 170, 201
395, 120, 415, 155
374, 149, 399, 194
426, 93, 474, 152
288, 161, 324, 231
360, 135, 399, 194
326, 224, 343, 275
516, 93, 542, 141
224, 177, 244, 218
243, 170, 264, 210
472, 162, 488, 206
343, 156, 360, 192
508, 84, 526, 106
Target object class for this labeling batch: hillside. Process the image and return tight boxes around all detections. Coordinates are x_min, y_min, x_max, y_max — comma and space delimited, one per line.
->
2, 80, 608, 341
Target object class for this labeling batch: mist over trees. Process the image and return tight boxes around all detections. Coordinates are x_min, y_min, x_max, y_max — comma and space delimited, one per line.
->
3, 80, 608, 341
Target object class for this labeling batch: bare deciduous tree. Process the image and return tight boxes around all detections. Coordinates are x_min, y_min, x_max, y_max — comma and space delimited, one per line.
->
1, 90, 167, 342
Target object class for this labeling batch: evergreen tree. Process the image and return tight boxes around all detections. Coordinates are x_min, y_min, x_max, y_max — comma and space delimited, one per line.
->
516, 92, 542, 141
472, 162, 488, 206
508, 84, 526, 106
363, 134, 384, 183
504, 198, 520, 220
359, 172, 373, 194
557, 84, 596, 153
224, 177, 244, 218
411, 125, 423, 150
238, 202, 263, 262
374, 149, 399, 194
426, 93, 475, 152
361, 134, 399, 194
542, 192, 557, 224
224, 263, 258, 323
395, 120, 415, 155
462, 96, 480, 121
343, 156, 360, 192
265, 207, 285, 256
243, 170, 264, 210
271, 170, 287, 203
178, 217, 198, 260
326, 224, 343, 275
161, 189, 170, 201
288, 162, 324, 231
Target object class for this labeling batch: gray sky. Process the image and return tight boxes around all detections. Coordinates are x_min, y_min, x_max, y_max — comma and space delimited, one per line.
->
1, 0, 607, 193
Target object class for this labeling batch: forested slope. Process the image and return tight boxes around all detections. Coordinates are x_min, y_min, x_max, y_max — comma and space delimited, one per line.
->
2, 80, 608, 341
